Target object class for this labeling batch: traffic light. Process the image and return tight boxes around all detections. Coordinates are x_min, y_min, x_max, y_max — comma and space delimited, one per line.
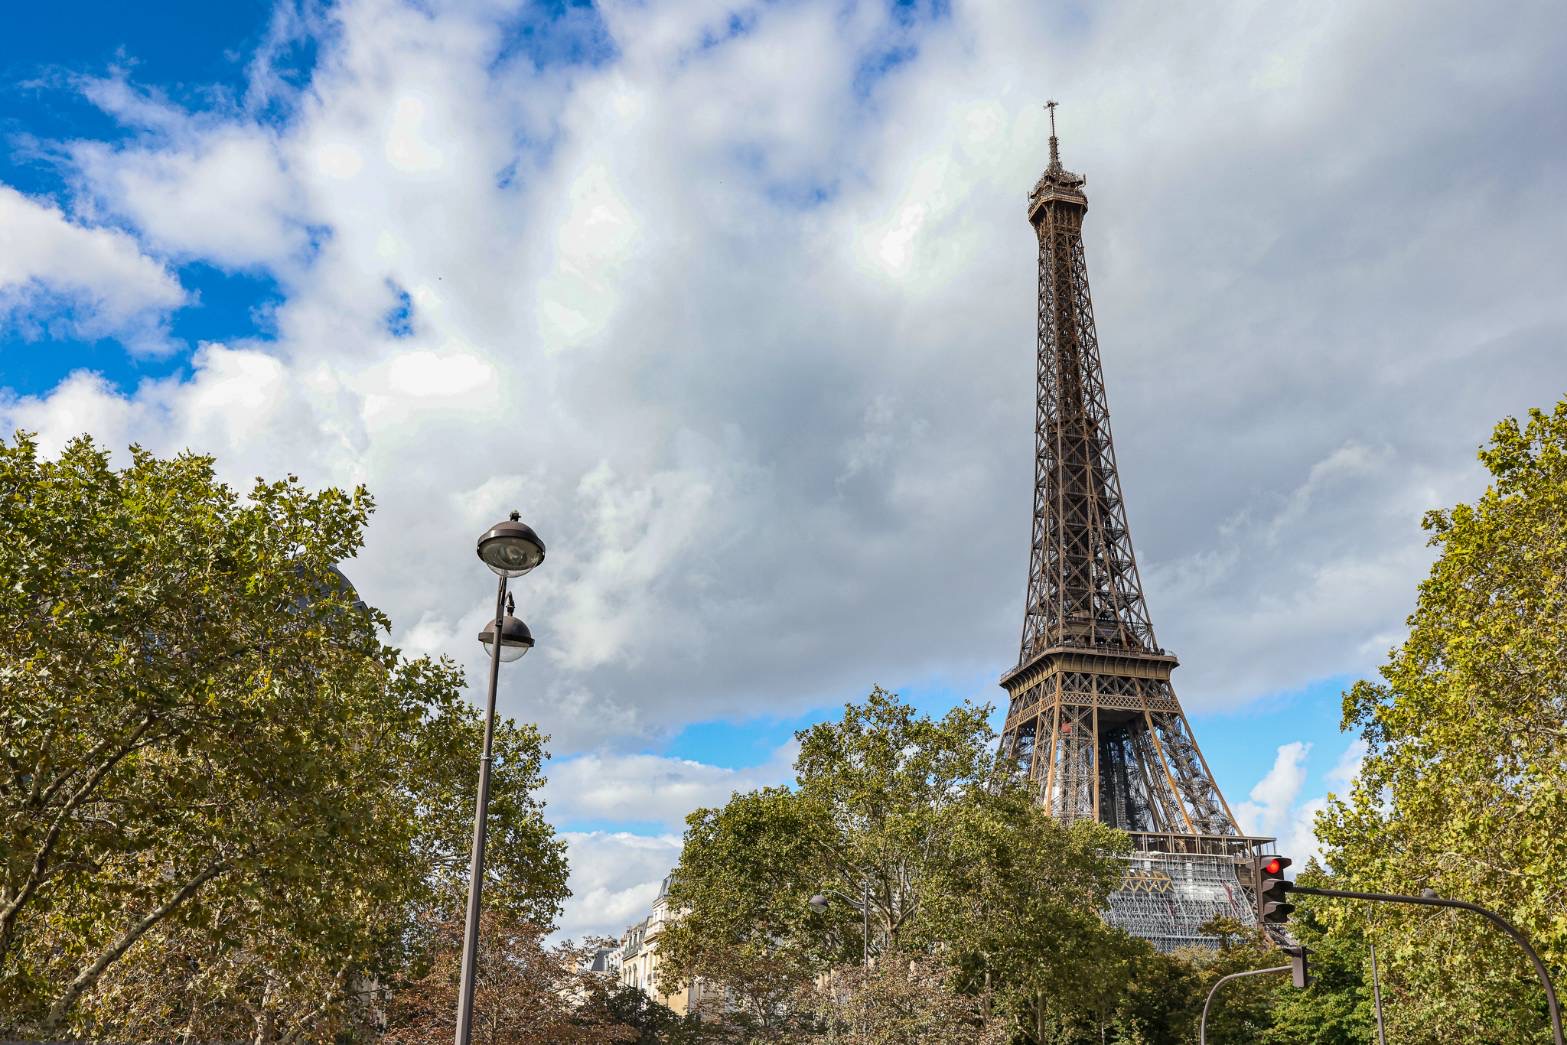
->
1283, 944, 1310, 989
1250, 854, 1294, 925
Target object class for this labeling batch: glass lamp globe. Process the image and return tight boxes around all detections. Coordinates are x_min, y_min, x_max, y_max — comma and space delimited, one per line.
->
477, 511, 546, 578
478, 614, 534, 663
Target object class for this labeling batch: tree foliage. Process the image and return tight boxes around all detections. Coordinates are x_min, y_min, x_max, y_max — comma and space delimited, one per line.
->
797, 954, 1010, 1044
382, 910, 633, 1044
918, 783, 1131, 1037
1260, 865, 1377, 1045
0, 434, 567, 1039
659, 688, 1138, 1042
1316, 399, 1567, 1042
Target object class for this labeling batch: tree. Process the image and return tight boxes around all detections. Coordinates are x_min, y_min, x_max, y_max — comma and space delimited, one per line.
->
0, 434, 568, 1039
596, 981, 716, 1044
659, 690, 1004, 1012
1172, 932, 1286, 1045
382, 909, 633, 1044
657, 785, 829, 1012
659, 688, 1138, 1042
918, 784, 1133, 1041
1104, 941, 1204, 1045
1316, 399, 1567, 1042
1261, 864, 1377, 1045
798, 953, 1009, 1044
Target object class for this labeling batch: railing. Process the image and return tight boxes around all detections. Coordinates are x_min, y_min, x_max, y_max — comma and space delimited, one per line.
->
1127, 832, 1274, 858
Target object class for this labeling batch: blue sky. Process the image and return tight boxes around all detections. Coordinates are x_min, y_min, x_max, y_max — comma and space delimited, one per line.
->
4, 0, 1564, 939
0, 2, 296, 396
656, 675, 1355, 809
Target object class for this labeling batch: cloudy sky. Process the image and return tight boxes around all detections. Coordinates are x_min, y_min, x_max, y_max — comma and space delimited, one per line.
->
3, 0, 1563, 941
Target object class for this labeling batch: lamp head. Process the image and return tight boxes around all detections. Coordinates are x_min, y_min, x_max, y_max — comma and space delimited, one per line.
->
477, 510, 545, 578
479, 611, 534, 663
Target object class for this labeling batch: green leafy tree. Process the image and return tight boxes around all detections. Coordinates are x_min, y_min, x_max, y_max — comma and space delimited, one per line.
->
0, 434, 567, 1039
381, 910, 634, 1044
660, 688, 1138, 1042
1104, 942, 1203, 1045
659, 689, 1006, 1007
918, 787, 1134, 1041
596, 981, 717, 1044
1173, 933, 1285, 1045
1316, 399, 1567, 1042
658, 785, 829, 1006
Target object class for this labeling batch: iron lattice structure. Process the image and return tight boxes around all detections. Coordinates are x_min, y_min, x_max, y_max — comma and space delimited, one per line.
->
998, 107, 1269, 950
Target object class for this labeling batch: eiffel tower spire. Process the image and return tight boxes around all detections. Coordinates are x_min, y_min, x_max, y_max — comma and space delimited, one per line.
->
999, 109, 1265, 947
1046, 99, 1060, 166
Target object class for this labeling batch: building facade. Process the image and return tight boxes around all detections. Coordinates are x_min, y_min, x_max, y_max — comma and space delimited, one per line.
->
613, 873, 724, 1016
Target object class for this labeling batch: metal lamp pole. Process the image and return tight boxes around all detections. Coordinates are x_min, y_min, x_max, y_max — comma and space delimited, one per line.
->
454, 512, 544, 1045
1199, 965, 1290, 1045
809, 877, 875, 1040
1367, 904, 1387, 1045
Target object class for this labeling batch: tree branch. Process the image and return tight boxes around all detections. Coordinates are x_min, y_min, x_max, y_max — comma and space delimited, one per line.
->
0, 713, 157, 961
42, 856, 230, 1032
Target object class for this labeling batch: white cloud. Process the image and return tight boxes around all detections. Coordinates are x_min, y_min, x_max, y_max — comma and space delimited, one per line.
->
1236, 737, 1370, 870
547, 740, 798, 941
0, 185, 184, 349
1278, 795, 1330, 874
1327, 738, 1368, 792
4, 0, 1565, 761
1, 371, 140, 454
556, 831, 682, 943
543, 741, 797, 832
69, 122, 306, 269
1233, 741, 1311, 840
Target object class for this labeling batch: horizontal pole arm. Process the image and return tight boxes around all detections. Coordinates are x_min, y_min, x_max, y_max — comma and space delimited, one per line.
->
1291, 885, 1562, 1045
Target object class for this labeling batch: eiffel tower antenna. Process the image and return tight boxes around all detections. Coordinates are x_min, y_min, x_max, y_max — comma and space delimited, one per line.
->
1002, 111, 1272, 950
1045, 100, 1059, 167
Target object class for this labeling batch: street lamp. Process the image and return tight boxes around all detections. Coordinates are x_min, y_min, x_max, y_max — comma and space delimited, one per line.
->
807, 881, 871, 969
454, 510, 545, 1045
478, 599, 533, 662
477, 513, 545, 578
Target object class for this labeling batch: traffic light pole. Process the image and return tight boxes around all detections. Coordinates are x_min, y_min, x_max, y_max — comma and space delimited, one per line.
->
1291, 885, 1563, 1045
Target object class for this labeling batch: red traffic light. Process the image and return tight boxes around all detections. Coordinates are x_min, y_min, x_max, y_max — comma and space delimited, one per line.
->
1247, 854, 1295, 925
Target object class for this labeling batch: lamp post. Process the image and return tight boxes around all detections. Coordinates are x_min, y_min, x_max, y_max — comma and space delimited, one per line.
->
454, 511, 544, 1045
1367, 904, 1387, 1045
810, 882, 874, 1040
808, 878, 871, 969
1199, 965, 1290, 1044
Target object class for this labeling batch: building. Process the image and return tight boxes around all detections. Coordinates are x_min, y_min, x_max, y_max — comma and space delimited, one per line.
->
581, 943, 620, 979
612, 873, 732, 1016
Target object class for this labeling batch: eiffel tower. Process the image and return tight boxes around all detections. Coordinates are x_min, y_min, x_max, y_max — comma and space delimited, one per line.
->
998, 104, 1270, 950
